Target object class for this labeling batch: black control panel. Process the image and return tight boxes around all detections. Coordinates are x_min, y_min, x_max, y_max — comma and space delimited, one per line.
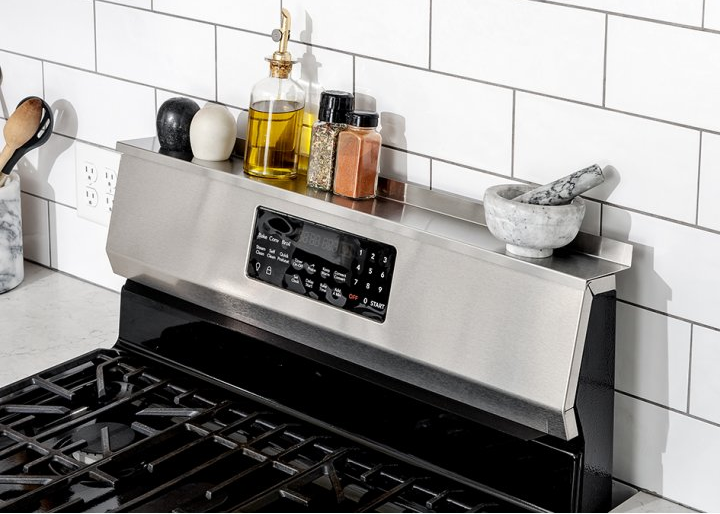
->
247, 207, 396, 322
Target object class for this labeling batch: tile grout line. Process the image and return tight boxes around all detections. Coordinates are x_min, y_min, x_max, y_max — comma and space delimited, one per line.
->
428, 0, 433, 70
687, 324, 694, 414
214, 25, 219, 102
696, 133, 703, 225
93, 0, 98, 73
510, 90, 516, 178
46, 198, 53, 267
602, 14, 608, 107
352, 55, 356, 97
616, 298, 720, 334
525, 0, 710, 34
703, 0, 707, 28
41, 61, 46, 100
429, 158, 434, 190
616, 389, 720, 431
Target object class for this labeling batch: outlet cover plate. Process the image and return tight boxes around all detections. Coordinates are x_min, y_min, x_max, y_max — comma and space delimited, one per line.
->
76, 142, 120, 226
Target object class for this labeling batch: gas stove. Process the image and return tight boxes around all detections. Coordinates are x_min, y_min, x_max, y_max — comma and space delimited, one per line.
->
0, 138, 631, 512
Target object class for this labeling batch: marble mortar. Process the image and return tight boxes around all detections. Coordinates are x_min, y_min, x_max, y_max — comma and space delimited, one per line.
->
484, 184, 585, 258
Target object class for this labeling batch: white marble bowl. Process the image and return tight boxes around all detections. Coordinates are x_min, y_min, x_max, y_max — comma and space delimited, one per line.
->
484, 184, 585, 258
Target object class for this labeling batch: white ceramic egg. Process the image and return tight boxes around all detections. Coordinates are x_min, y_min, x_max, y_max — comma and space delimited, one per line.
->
189, 103, 237, 161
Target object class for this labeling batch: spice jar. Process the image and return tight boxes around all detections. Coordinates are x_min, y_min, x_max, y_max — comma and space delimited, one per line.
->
306, 90, 354, 190
333, 111, 381, 200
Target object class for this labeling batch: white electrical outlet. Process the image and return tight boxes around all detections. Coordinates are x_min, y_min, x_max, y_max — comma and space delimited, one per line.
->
76, 142, 121, 226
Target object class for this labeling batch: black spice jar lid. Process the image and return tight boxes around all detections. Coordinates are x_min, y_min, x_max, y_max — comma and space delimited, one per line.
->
318, 90, 354, 123
347, 110, 379, 128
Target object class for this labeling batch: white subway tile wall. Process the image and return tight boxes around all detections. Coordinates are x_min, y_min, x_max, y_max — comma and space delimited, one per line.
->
514, 93, 700, 223
0, 1, 719, 510
432, 0, 606, 104
355, 58, 514, 173
689, 326, 720, 425
0, 51, 43, 117
603, 205, 720, 329
606, 17, 720, 131
20, 193, 50, 267
698, 132, 720, 231
614, 393, 720, 512
152, 0, 279, 33
0, 0, 95, 70
379, 148, 431, 187
283, 0, 430, 68
96, 3, 216, 99
615, 303, 691, 411
49, 203, 125, 292
43, 63, 156, 149
705, 0, 720, 30
554, 0, 704, 26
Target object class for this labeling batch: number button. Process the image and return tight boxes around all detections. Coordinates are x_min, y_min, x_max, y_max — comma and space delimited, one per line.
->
369, 252, 376, 263
367, 267, 373, 276
378, 286, 383, 294
380, 271, 385, 279
365, 282, 371, 290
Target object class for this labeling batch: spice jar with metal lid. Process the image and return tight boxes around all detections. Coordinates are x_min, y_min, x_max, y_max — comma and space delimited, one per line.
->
306, 90, 354, 191
333, 111, 381, 200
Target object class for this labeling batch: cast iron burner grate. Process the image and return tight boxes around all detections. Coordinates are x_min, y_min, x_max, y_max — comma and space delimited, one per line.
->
0, 350, 531, 513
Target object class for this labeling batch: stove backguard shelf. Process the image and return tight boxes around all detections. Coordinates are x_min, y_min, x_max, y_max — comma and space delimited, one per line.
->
109, 138, 631, 444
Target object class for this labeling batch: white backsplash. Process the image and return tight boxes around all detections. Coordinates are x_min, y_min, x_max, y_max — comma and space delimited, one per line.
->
1, 0, 719, 509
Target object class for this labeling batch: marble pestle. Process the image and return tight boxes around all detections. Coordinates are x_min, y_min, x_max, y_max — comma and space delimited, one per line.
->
514, 164, 604, 205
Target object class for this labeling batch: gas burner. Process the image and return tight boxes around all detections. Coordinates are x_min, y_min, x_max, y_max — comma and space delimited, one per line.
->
51, 422, 136, 473
98, 381, 135, 403
71, 422, 136, 463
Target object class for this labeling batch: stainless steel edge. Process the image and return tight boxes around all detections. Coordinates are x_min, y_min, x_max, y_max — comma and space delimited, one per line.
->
117, 138, 632, 276
108, 138, 633, 440
588, 275, 617, 296
563, 286, 594, 422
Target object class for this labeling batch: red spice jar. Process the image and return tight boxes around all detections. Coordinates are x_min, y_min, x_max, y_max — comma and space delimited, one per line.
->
333, 111, 381, 200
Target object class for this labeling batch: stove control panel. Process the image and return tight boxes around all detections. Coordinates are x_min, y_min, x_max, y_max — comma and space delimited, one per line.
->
247, 207, 396, 322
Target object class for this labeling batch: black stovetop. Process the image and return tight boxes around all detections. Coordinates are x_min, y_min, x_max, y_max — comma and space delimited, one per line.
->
0, 349, 532, 512
0, 279, 615, 512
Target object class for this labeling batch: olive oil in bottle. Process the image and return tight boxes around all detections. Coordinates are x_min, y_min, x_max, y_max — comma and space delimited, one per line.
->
245, 100, 304, 178
243, 8, 305, 180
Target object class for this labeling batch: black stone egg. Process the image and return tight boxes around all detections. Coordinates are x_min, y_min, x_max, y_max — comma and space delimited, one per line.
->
156, 97, 200, 152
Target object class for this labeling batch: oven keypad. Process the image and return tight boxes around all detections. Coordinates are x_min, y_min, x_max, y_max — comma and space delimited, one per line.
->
247, 207, 396, 322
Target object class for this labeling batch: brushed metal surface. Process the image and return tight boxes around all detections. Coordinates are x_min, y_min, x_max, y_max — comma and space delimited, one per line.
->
107, 138, 633, 440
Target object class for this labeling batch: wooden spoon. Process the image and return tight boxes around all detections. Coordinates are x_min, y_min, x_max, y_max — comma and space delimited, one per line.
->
0, 98, 43, 187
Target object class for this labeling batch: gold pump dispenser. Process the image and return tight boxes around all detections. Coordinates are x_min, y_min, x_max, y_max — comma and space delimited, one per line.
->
269, 9, 293, 78
244, 8, 305, 179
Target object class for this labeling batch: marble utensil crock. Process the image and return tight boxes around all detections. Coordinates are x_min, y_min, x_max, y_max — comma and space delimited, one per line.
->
0, 172, 24, 292
484, 184, 585, 259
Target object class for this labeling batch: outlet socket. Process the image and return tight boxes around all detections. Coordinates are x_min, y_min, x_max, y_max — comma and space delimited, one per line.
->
76, 143, 121, 226
84, 187, 98, 207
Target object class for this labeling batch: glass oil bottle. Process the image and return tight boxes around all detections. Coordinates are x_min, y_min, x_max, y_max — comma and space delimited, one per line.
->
244, 8, 305, 179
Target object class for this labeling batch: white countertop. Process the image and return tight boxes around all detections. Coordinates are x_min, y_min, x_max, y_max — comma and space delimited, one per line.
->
0, 261, 119, 387
0, 262, 697, 513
